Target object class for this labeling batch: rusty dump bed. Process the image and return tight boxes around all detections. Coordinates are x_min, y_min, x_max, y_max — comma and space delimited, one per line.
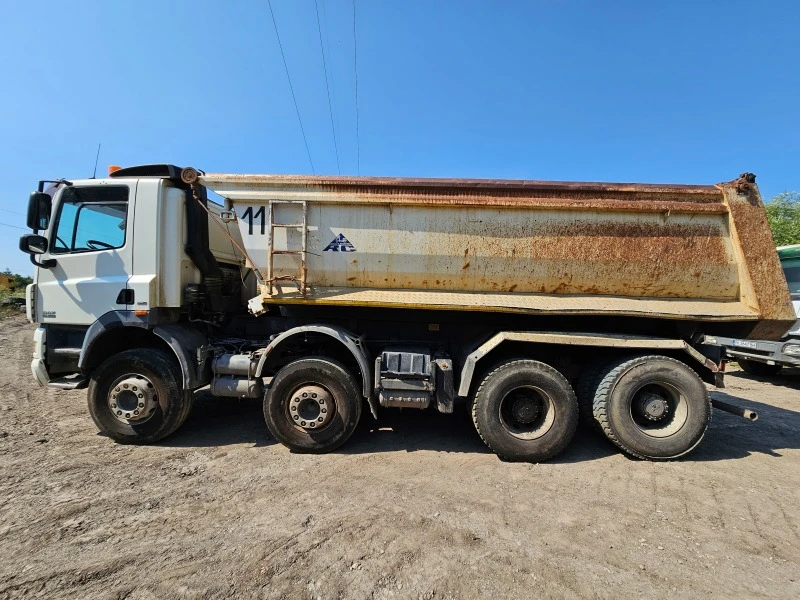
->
196, 171, 795, 340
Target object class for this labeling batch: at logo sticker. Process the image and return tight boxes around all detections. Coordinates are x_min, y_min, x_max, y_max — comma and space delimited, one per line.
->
324, 233, 356, 252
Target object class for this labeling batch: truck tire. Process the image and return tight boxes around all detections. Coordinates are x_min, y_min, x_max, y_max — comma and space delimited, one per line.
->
575, 362, 613, 430
592, 355, 711, 460
87, 348, 188, 444
264, 357, 362, 453
737, 359, 782, 377
471, 360, 579, 462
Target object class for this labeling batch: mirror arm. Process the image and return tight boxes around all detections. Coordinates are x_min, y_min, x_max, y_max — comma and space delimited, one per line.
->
29, 255, 56, 269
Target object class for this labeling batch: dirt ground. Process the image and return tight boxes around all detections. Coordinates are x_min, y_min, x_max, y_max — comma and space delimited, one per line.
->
1, 314, 799, 600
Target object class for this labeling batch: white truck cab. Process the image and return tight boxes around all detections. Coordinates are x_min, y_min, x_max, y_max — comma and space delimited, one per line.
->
21, 165, 243, 388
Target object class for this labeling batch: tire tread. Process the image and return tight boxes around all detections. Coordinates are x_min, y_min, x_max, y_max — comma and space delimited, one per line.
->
88, 348, 187, 445
592, 355, 710, 461
471, 359, 578, 462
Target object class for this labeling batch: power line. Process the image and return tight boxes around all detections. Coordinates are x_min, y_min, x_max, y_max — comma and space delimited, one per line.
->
352, 0, 361, 175
315, 0, 340, 175
0, 207, 25, 216
267, 0, 316, 174
320, 0, 337, 106
0, 222, 26, 230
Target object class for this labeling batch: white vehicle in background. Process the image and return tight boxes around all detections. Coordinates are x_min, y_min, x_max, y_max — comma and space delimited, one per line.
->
714, 244, 800, 376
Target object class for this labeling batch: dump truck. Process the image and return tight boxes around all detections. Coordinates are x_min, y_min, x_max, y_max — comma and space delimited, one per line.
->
19, 166, 795, 462
713, 244, 800, 375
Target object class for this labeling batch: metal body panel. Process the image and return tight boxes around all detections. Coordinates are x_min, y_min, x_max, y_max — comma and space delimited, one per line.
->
134, 180, 243, 310
254, 324, 373, 399
33, 180, 137, 325
78, 312, 210, 390
456, 331, 718, 397
252, 287, 758, 320
31, 326, 48, 386
199, 173, 795, 337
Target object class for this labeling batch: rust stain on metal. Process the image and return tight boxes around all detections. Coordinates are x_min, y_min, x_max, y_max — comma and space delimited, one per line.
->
733, 172, 757, 196
202, 173, 727, 214
205, 171, 795, 338
310, 215, 736, 299
721, 178, 796, 338
318, 188, 726, 214
204, 172, 722, 195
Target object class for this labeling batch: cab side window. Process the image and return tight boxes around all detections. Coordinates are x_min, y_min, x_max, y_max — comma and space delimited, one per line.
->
51, 186, 129, 254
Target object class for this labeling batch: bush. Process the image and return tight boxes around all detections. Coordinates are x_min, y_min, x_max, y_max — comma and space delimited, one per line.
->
765, 192, 800, 247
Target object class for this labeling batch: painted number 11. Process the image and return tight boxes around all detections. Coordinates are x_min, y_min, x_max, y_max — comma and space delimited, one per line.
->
242, 206, 265, 235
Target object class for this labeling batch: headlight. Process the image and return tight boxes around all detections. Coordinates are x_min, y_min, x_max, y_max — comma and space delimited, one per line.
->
782, 343, 800, 356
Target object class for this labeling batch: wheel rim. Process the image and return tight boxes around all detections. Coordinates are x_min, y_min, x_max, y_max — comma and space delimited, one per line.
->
627, 381, 689, 438
286, 384, 336, 431
498, 385, 556, 440
107, 374, 158, 424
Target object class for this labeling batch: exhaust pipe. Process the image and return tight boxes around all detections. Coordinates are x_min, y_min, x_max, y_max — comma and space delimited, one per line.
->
711, 398, 758, 421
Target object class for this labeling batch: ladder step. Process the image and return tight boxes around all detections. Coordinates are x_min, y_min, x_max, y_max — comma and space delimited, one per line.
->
266, 199, 309, 297
47, 373, 88, 390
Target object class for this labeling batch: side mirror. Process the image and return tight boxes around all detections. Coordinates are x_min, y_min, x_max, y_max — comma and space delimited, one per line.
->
19, 234, 56, 268
19, 234, 48, 254
27, 192, 52, 230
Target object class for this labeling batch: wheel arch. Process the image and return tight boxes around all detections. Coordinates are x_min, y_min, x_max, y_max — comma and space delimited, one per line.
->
78, 312, 210, 390
256, 325, 372, 401
457, 332, 720, 399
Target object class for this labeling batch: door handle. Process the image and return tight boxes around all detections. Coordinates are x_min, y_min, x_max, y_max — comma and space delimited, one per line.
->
115, 289, 134, 305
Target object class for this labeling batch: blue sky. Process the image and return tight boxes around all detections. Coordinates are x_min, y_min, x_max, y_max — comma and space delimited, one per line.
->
1, 0, 798, 275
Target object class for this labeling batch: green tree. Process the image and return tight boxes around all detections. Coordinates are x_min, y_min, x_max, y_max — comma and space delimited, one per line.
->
765, 192, 800, 247
13, 273, 32, 287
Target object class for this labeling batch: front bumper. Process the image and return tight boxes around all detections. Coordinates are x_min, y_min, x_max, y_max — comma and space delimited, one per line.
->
714, 336, 800, 368
31, 326, 49, 386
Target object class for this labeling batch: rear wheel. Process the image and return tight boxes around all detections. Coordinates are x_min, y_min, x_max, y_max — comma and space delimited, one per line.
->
87, 349, 189, 444
737, 358, 782, 377
575, 362, 613, 430
264, 357, 362, 453
471, 360, 579, 462
593, 355, 711, 460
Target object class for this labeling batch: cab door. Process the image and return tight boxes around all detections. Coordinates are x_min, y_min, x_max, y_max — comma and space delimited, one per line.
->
35, 182, 135, 325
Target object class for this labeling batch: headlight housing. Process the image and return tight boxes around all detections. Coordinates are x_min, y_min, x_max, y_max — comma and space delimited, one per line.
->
782, 343, 800, 357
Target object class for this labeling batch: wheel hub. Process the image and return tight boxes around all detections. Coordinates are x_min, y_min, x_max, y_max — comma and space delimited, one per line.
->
636, 392, 669, 421
289, 385, 333, 430
511, 396, 540, 424
108, 375, 158, 424
498, 386, 555, 441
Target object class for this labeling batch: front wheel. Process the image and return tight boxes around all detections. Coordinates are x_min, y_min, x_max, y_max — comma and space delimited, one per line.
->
87, 348, 190, 444
737, 358, 782, 377
263, 357, 362, 453
471, 360, 579, 462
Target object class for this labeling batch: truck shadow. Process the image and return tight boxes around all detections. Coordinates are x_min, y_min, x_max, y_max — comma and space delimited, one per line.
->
162, 391, 273, 448
560, 391, 800, 464
725, 368, 800, 390
343, 407, 493, 456
684, 390, 800, 462
161, 389, 800, 463
163, 391, 620, 460
344, 410, 621, 462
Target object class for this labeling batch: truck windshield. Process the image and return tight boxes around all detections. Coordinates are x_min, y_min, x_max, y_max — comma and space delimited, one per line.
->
782, 263, 800, 294
51, 186, 129, 254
